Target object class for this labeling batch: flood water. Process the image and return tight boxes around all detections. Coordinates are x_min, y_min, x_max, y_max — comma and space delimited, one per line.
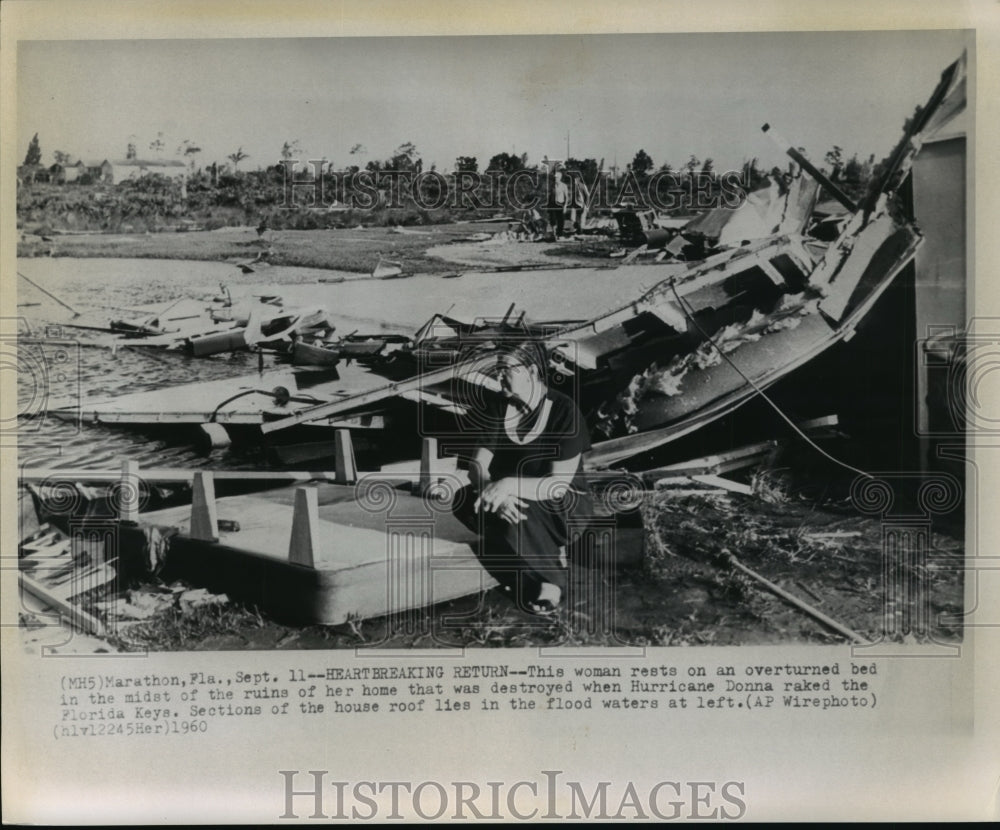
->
14, 257, 409, 470
14, 256, 675, 471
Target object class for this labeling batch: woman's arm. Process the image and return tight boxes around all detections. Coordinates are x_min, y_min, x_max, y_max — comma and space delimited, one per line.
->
476, 454, 581, 507
470, 446, 528, 524
468, 446, 493, 492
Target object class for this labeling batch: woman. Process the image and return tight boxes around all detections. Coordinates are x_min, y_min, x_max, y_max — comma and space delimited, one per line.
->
453, 340, 592, 616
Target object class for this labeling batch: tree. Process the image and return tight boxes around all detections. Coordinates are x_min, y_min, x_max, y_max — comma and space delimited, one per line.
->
126, 140, 137, 160
53, 150, 71, 166
685, 154, 701, 175
228, 147, 249, 171
281, 139, 302, 162
564, 157, 599, 183
149, 132, 166, 155
700, 158, 714, 175
630, 149, 653, 177
455, 156, 478, 173
178, 139, 202, 170
843, 153, 864, 184
23, 133, 42, 166
824, 145, 844, 173
388, 141, 420, 172
487, 152, 524, 175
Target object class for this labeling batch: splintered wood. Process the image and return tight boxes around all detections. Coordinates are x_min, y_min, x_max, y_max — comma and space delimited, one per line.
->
18, 523, 117, 636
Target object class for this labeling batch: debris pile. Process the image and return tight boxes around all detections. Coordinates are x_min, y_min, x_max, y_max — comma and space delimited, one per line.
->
95, 582, 228, 622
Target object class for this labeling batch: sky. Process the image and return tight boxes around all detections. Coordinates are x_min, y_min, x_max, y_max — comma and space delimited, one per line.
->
17, 29, 970, 174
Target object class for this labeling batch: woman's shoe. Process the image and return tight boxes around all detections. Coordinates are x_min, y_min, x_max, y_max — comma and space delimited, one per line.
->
525, 598, 560, 618
525, 583, 562, 617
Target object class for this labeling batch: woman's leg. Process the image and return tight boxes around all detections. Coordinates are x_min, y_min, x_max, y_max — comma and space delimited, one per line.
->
452, 485, 567, 601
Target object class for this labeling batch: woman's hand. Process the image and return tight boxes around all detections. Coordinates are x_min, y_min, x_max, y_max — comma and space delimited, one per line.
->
475, 479, 527, 524
474, 478, 520, 512
495, 495, 527, 525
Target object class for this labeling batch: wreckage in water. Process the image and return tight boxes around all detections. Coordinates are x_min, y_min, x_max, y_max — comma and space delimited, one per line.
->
61, 288, 332, 358
46, 53, 964, 469
257, 53, 964, 467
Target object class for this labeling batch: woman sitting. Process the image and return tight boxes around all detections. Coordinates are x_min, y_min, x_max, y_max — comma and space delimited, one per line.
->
453, 340, 593, 616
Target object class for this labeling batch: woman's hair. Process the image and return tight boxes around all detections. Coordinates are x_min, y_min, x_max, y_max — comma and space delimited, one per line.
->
494, 338, 548, 377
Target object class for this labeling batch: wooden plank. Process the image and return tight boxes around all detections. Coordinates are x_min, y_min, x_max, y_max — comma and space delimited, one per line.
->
20, 469, 334, 485
689, 475, 754, 496
49, 365, 386, 427
640, 440, 776, 478
713, 454, 773, 475
20, 572, 106, 636
655, 487, 728, 497
796, 414, 840, 431
54, 561, 118, 602
20, 538, 72, 558
398, 389, 467, 414
260, 355, 496, 435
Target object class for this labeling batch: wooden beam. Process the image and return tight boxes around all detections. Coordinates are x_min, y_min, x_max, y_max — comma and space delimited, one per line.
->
20, 469, 334, 485
260, 355, 493, 435
723, 552, 868, 644
20, 572, 106, 636
689, 475, 754, 496
640, 441, 777, 479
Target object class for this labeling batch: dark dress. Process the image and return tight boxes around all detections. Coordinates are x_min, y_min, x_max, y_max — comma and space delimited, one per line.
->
453, 388, 593, 601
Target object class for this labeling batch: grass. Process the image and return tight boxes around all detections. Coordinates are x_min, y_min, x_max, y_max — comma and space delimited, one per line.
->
67, 481, 966, 652
638, 489, 965, 645
105, 602, 268, 651
18, 222, 517, 274
72, 468, 966, 653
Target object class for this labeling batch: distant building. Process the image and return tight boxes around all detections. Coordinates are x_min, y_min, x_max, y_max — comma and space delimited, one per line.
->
100, 158, 188, 185
81, 159, 106, 181
49, 160, 85, 184
16, 164, 49, 185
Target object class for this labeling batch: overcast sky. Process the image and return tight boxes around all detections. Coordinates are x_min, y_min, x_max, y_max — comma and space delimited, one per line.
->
17, 29, 969, 173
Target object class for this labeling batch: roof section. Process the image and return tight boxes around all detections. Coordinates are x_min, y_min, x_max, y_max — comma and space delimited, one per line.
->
920, 53, 966, 144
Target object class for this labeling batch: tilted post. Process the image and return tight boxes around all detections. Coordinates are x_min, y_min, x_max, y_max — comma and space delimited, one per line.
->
334, 429, 357, 484
288, 487, 319, 568
119, 459, 140, 523
190, 471, 219, 541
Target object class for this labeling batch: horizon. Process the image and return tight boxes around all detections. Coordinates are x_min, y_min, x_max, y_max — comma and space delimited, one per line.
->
17, 30, 969, 175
